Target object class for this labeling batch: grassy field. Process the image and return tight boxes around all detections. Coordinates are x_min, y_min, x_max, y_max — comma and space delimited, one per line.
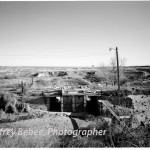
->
0, 111, 150, 148
0, 66, 150, 147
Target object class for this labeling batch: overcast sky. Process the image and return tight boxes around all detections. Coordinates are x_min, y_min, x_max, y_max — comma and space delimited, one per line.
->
0, 1, 150, 67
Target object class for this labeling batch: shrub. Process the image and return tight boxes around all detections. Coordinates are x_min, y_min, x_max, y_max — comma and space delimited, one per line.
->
0, 75, 17, 79
35, 79, 50, 86
120, 79, 127, 85
57, 71, 68, 76
74, 78, 89, 85
59, 135, 106, 147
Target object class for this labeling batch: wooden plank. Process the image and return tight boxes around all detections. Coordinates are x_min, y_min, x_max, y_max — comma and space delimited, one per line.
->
63, 93, 85, 96
98, 100, 120, 120
98, 100, 131, 125
44, 92, 61, 97
63, 95, 72, 112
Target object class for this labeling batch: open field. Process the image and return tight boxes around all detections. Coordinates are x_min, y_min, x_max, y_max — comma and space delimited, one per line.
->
0, 66, 150, 147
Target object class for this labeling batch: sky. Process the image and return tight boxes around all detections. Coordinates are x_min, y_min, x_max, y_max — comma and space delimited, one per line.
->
0, 1, 150, 67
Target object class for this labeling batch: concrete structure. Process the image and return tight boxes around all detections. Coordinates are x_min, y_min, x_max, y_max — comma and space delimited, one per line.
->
42, 89, 101, 116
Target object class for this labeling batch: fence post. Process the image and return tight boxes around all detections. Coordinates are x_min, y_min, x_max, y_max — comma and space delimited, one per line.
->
21, 81, 24, 94
72, 95, 76, 112
61, 97, 63, 112
31, 77, 33, 85
84, 94, 87, 112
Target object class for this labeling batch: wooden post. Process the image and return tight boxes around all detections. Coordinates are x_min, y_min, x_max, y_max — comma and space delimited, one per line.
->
61, 97, 63, 112
21, 81, 24, 94
31, 77, 33, 85
47, 97, 51, 111
99, 102, 103, 115
42, 92, 47, 105
84, 94, 87, 112
72, 95, 76, 112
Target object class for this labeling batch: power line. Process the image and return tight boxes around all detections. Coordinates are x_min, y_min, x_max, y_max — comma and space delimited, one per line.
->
0, 53, 110, 57
0, 55, 111, 59
0, 52, 111, 57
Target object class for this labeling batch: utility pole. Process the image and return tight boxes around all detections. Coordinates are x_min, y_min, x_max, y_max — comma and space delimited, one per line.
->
109, 47, 120, 95
115, 47, 120, 94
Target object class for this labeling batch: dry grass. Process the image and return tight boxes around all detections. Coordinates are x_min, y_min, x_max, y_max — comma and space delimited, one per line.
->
0, 111, 150, 147
0, 132, 60, 148
0, 66, 150, 147
55, 124, 150, 147
1, 127, 150, 148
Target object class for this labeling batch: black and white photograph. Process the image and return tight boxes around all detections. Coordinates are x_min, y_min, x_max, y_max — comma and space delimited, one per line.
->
0, 0, 150, 148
